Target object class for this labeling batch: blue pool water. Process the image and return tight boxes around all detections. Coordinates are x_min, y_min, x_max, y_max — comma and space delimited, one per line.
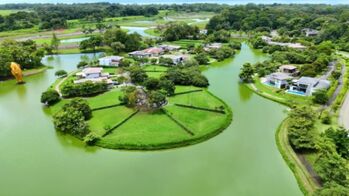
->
286, 90, 306, 96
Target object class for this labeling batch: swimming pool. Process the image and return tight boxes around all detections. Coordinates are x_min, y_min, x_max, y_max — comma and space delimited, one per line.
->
286, 90, 306, 96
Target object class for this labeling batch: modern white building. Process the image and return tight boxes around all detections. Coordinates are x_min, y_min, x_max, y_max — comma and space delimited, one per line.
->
204, 43, 222, 51
99, 56, 123, 66
75, 67, 112, 85
289, 77, 330, 96
162, 54, 187, 65
265, 72, 294, 89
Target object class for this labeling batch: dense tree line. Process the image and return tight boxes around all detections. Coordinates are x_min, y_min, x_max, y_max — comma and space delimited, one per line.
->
207, 4, 349, 45
0, 40, 44, 79
0, 3, 226, 31
286, 106, 349, 194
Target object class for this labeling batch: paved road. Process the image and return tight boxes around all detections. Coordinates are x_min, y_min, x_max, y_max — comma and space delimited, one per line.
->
339, 92, 349, 129
326, 62, 345, 107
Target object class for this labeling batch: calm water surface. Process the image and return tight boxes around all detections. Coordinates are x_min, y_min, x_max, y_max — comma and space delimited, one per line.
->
0, 43, 302, 196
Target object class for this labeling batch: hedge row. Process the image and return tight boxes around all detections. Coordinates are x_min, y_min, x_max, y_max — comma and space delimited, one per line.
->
162, 108, 194, 136
102, 110, 139, 137
92, 103, 125, 111
173, 89, 203, 96
174, 103, 226, 114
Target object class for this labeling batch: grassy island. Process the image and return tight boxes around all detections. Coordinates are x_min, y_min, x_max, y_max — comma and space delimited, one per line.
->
47, 64, 232, 150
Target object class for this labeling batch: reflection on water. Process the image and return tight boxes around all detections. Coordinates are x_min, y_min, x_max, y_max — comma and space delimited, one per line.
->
0, 45, 302, 196
238, 83, 253, 102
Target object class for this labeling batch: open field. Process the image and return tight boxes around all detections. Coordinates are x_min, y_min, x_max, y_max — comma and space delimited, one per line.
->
0, 9, 28, 16
88, 106, 135, 136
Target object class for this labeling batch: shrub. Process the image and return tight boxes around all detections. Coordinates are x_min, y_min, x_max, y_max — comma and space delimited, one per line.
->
144, 77, 160, 90
321, 111, 332, 124
61, 81, 108, 98
53, 107, 89, 138
194, 53, 209, 65
313, 89, 329, 104
83, 132, 101, 145
77, 61, 88, 68
62, 98, 92, 120
41, 89, 60, 106
55, 70, 67, 77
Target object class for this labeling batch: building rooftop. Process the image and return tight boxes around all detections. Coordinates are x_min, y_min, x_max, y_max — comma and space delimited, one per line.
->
268, 72, 293, 80
143, 47, 164, 54
99, 56, 123, 61
82, 67, 103, 74
280, 64, 297, 70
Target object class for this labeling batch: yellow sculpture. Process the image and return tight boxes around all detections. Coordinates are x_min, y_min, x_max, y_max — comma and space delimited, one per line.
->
10, 62, 24, 84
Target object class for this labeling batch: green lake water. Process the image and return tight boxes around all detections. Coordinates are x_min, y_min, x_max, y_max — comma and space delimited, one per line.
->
0, 43, 302, 196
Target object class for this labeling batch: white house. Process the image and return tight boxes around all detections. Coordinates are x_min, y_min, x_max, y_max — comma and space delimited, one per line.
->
162, 54, 187, 65
129, 47, 164, 58
303, 28, 319, 37
204, 43, 222, 51
265, 72, 293, 89
75, 67, 112, 85
99, 56, 123, 66
289, 77, 330, 96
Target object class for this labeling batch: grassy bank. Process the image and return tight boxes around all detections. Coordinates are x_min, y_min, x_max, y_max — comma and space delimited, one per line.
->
276, 118, 319, 195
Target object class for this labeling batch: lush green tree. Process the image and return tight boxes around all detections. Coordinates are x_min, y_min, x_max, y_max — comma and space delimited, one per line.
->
324, 128, 349, 159
207, 29, 231, 43
40, 89, 60, 106
316, 183, 349, 196
228, 41, 242, 50
191, 74, 209, 87
313, 89, 329, 105
77, 61, 88, 68
183, 58, 199, 67
194, 53, 209, 65
239, 63, 254, 83
159, 79, 175, 96
119, 58, 131, 67
321, 110, 332, 125
159, 57, 174, 66
62, 98, 92, 120
315, 137, 349, 187
53, 107, 89, 138
83, 132, 101, 145
0, 40, 45, 78
110, 41, 125, 54
162, 22, 200, 41
51, 33, 60, 52
128, 66, 148, 84
119, 86, 138, 107
288, 106, 318, 150
144, 77, 160, 90
79, 35, 103, 53
148, 90, 166, 109
61, 81, 108, 98
55, 70, 67, 77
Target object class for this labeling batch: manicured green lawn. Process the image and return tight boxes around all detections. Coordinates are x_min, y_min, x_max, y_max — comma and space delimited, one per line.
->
164, 39, 204, 49
146, 71, 165, 78
87, 89, 123, 109
98, 110, 190, 148
169, 90, 223, 109
165, 105, 228, 136
143, 65, 168, 72
174, 85, 202, 94
88, 106, 135, 136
